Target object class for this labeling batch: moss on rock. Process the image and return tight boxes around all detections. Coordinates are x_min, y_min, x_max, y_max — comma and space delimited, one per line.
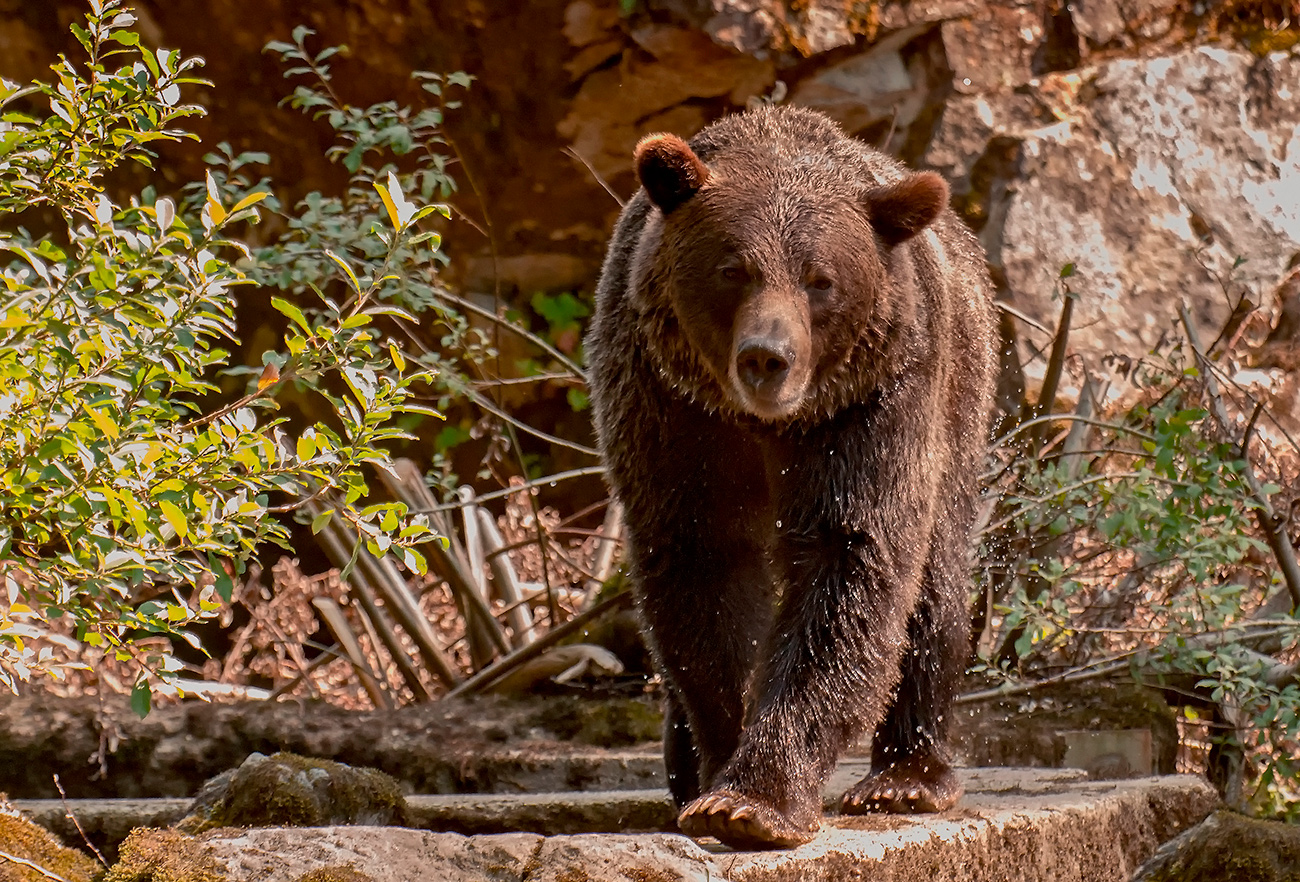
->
178, 752, 408, 834
525, 696, 662, 747
0, 797, 99, 882
102, 828, 223, 882
1133, 809, 1300, 882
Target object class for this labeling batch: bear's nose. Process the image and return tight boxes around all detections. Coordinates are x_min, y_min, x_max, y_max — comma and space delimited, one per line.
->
736, 339, 793, 391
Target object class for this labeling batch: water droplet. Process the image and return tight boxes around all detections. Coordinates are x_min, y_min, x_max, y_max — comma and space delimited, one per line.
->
776, 520, 783, 528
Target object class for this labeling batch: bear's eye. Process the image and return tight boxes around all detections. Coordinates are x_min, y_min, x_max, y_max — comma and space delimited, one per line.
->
809, 276, 834, 293
720, 266, 748, 283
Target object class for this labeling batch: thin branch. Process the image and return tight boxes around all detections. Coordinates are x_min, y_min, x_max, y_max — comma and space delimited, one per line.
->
565, 146, 625, 208
1033, 291, 1074, 423
988, 414, 1155, 451
430, 288, 587, 381
458, 387, 599, 458
447, 590, 634, 698
416, 466, 607, 513
994, 300, 1052, 335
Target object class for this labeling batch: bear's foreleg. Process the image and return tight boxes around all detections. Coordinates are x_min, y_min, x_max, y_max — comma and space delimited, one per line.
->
604, 390, 776, 808
677, 389, 943, 849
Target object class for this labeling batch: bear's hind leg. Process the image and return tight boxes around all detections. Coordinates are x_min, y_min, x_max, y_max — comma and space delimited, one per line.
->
663, 687, 700, 806
841, 540, 968, 815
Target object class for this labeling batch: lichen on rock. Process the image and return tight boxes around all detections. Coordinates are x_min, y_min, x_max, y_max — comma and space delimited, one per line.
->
293, 866, 376, 882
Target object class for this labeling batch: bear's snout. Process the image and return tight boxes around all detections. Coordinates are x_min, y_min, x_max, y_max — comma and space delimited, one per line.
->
736, 337, 793, 393
729, 318, 809, 419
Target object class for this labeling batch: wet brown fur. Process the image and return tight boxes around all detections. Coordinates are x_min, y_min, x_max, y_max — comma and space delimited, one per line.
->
586, 106, 997, 850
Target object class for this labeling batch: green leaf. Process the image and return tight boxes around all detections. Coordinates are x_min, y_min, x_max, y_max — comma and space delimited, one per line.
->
131, 681, 152, 718
271, 296, 311, 332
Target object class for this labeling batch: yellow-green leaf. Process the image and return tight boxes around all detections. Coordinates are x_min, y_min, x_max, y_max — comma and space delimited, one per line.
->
205, 171, 227, 226
373, 179, 401, 230
84, 403, 120, 440
325, 249, 362, 293
0, 308, 30, 329
231, 191, 269, 213
311, 509, 334, 534
159, 500, 188, 540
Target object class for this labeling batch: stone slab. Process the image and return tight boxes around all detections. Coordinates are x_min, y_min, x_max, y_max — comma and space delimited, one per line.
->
19, 769, 1216, 881
125, 773, 1216, 882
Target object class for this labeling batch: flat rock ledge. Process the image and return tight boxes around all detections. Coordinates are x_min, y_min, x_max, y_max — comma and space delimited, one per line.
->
33, 770, 1214, 882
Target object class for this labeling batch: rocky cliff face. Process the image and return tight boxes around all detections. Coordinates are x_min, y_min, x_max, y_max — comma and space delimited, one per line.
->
2, 1, 1297, 360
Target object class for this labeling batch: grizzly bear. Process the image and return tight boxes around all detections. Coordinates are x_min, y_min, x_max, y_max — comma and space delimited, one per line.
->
585, 105, 997, 850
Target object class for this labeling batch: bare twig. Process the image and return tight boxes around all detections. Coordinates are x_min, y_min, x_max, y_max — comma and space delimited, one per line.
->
987, 414, 1154, 452
994, 300, 1052, 335
1033, 291, 1074, 426
0, 851, 71, 882
464, 388, 600, 458
53, 774, 107, 868
428, 289, 587, 381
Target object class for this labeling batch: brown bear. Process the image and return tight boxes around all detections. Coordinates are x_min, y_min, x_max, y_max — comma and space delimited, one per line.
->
585, 105, 997, 850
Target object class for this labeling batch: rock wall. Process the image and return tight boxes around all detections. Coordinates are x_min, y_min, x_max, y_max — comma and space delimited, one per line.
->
2, 1, 1298, 360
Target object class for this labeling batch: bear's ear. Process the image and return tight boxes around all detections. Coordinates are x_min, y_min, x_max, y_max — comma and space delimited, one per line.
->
863, 171, 949, 246
635, 133, 710, 214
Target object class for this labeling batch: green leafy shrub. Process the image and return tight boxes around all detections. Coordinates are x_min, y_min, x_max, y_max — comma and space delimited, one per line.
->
0, 0, 438, 705
981, 286, 1300, 818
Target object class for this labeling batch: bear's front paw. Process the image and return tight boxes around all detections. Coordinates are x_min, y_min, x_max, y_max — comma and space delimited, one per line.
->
677, 789, 819, 850
840, 753, 963, 814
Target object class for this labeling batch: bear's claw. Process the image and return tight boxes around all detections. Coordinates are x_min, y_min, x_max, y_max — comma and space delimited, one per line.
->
677, 790, 818, 850
840, 755, 963, 814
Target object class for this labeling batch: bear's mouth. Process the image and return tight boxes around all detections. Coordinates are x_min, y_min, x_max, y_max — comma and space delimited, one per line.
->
727, 361, 810, 421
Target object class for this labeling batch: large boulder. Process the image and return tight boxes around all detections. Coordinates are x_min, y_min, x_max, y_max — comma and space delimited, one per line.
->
1132, 809, 1300, 882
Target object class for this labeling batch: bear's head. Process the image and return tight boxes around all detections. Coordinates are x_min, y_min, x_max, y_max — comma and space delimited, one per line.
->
633, 131, 947, 422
